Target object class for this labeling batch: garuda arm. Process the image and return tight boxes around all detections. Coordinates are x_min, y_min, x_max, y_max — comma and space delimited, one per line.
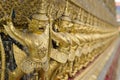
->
3, 21, 29, 47
3, 21, 29, 70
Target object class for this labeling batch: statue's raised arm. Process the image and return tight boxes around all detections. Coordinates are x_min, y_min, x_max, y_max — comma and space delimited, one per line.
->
3, 21, 29, 47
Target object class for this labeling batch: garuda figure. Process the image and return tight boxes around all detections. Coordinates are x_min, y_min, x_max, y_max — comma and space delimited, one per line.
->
2, 1, 50, 80
0, 0, 118, 80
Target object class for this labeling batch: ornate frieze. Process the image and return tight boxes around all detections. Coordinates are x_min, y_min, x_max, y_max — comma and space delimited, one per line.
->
0, 0, 119, 80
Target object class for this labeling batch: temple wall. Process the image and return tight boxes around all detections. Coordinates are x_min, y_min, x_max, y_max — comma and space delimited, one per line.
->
0, 0, 119, 80
69, 0, 117, 26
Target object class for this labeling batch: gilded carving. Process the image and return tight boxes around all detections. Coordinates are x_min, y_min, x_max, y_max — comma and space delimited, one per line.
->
0, 0, 119, 80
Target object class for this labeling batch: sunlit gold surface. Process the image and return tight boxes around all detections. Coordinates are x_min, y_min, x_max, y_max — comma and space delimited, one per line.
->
0, 0, 119, 80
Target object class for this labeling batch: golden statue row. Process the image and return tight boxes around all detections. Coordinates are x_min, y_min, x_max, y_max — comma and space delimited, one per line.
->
0, 0, 119, 80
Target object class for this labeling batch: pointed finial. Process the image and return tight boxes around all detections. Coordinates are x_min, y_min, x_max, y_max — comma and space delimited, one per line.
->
77, 8, 81, 18
64, 0, 69, 16
72, 8, 84, 25
74, 8, 81, 20
38, 0, 46, 14
80, 9, 84, 22
32, 0, 48, 21
86, 13, 90, 24
41, 0, 44, 7
59, 0, 71, 22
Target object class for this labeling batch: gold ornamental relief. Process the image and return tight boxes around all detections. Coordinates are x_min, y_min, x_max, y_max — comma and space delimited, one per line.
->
0, 0, 119, 80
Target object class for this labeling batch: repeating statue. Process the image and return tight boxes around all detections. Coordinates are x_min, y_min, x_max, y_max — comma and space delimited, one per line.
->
50, 1, 74, 79
3, 1, 51, 80
0, 0, 119, 80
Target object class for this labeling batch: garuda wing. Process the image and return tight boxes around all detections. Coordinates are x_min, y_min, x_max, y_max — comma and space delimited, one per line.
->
13, 44, 27, 67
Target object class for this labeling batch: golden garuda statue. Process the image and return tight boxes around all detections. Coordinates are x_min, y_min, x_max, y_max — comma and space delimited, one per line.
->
0, 0, 119, 80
